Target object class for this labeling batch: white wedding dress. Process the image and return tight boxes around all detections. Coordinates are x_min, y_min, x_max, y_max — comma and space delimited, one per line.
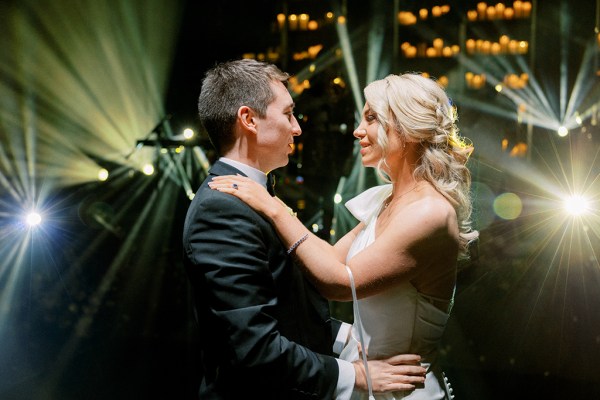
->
340, 184, 453, 400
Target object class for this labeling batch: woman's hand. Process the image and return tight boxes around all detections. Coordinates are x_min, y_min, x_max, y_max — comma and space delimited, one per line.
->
208, 175, 289, 220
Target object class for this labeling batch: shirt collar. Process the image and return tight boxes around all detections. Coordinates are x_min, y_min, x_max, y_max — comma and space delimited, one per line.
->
219, 157, 268, 186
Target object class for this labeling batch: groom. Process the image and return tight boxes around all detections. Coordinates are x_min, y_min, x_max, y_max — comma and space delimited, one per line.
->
182, 58, 425, 399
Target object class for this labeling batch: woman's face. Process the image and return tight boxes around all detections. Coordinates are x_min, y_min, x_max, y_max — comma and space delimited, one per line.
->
353, 103, 382, 168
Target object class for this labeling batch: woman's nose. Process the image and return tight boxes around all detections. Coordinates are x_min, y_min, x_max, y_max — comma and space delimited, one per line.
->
353, 128, 367, 138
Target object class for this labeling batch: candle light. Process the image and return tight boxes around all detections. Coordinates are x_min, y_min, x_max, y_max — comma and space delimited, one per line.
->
465, 72, 474, 86
466, 39, 476, 54
277, 14, 286, 30
419, 8, 428, 20
495, 3, 505, 17
504, 7, 514, 19
491, 42, 501, 55
499, 35, 510, 53
518, 41, 528, 54
522, 1, 532, 18
514, 1, 523, 18
288, 14, 298, 30
472, 74, 483, 89
299, 14, 309, 30
405, 46, 417, 58
477, 2, 487, 20
401, 12, 416, 25
467, 10, 478, 21
481, 40, 491, 54
476, 39, 484, 53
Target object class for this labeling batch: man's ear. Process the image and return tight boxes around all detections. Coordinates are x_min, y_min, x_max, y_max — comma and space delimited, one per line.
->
238, 106, 258, 134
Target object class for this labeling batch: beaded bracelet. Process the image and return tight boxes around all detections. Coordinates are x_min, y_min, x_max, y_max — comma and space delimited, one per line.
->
286, 233, 309, 255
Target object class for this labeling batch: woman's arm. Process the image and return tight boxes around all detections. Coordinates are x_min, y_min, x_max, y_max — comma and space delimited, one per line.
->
209, 175, 456, 301
210, 175, 362, 297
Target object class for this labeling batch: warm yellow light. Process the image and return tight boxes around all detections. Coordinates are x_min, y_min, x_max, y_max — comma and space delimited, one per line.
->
299, 14, 309, 30
98, 168, 109, 181
557, 126, 568, 137
143, 164, 155, 175
332, 77, 345, 88
563, 195, 591, 216
277, 13, 286, 29
288, 14, 298, 30
183, 128, 194, 139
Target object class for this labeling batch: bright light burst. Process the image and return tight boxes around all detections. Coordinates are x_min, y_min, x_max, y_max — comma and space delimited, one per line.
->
557, 126, 569, 137
0, 0, 183, 192
25, 211, 42, 226
563, 194, 591, 216
0, 0, 186, 392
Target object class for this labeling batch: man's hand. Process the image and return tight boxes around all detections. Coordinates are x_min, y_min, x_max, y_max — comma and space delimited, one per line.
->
353, 354, 426, 393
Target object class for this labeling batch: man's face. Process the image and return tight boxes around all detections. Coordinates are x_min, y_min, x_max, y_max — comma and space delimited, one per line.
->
254, 81, 302, 172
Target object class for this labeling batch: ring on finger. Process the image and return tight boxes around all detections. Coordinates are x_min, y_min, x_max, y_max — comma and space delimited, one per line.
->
232, 183, 239, 190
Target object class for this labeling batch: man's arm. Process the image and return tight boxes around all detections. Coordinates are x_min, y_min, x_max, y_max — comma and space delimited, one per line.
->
184, 190, 339, 398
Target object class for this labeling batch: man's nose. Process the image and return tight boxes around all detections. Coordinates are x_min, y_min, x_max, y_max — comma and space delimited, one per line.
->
292, 117, 302, 136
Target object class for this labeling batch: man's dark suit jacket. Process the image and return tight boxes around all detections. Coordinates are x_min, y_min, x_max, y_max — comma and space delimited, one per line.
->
183, 160, 341, 399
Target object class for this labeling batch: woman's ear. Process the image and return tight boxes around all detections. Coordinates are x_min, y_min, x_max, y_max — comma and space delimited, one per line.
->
238, 106, 258, 134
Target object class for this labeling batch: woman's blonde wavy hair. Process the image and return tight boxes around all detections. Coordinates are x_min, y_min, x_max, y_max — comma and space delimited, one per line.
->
364, 73, 478, 258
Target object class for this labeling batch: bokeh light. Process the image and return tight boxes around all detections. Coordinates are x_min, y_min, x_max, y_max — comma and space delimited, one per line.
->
493, 192, 523, 220
97, 168, 109, 181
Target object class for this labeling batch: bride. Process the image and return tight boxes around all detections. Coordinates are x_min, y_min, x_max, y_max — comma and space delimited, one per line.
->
210, 73, 478, 399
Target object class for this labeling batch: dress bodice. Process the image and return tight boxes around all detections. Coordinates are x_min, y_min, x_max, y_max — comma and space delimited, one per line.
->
341, 185, 452, 400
